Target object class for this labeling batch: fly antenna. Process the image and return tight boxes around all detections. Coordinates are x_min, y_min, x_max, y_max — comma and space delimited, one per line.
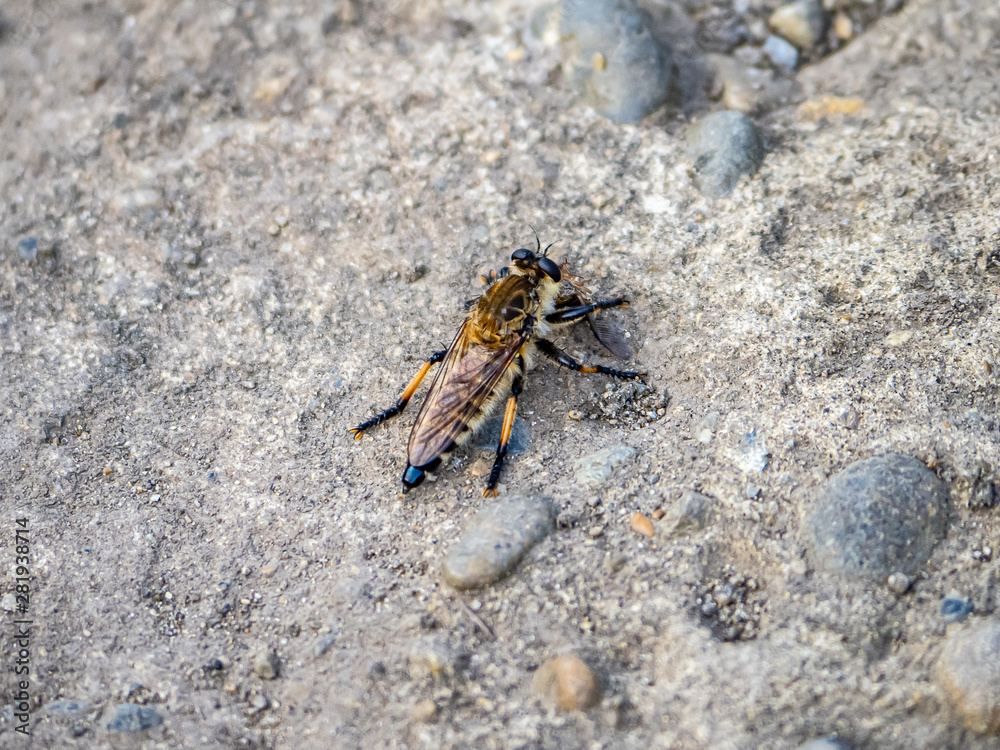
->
528, 225, 541, 253
542, 241, 557, 257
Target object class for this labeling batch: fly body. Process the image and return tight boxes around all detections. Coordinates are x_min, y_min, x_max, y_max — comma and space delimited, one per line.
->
350, 238, 643, 496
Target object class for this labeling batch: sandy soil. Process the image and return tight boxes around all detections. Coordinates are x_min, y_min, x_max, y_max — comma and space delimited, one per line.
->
1, 0, 999, 748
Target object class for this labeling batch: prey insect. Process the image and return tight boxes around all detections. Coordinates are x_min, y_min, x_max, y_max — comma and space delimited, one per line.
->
349, 238, 644, 497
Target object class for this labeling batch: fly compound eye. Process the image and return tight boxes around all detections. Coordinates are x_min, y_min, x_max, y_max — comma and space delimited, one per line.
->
511, 249, 532, 262
538, 256, 561, 282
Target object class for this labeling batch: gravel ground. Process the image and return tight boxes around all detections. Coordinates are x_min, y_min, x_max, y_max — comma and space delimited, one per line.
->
1, 0, 999, 748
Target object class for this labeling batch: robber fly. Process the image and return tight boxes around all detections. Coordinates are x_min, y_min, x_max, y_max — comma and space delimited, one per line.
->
349, 237, 643, 497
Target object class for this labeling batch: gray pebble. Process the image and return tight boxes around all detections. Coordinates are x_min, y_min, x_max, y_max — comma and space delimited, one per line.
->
561, 0, 674, 123
1, 593, 15, 612
804, 454, 950, 582
47, 700, 88, 717
574, 444, 635, 488
469, 414, 530, 455
667, 490, 715, 536
937, 621, 1000, 734
443, 495, 556, 590
313, 634, 336, 658
253, 650, 281, 680
941, 597, 974, 623
686, 111, 766, 199
111, 189, 162, 216
105, 704, 163, 733
887, 572, 911, 595
17, 236, 37, 261
796, 740, 851, 750
763, 35, 799, 69
737, 428, 769, 473
769, 0, 826, 49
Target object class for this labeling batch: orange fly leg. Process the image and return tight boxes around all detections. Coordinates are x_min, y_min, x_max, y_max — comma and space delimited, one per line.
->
484, 361, 525, 497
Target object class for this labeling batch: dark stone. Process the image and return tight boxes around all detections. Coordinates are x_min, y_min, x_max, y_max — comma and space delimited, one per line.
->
941, 598, 974, 623
106, 704, 163, 733
805, 454, 949, 582
17, 236, 38, 261
686, 111, 766, 198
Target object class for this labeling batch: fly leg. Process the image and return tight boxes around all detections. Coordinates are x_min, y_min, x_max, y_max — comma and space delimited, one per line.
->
349, 349, 447, 437
544, 297, 629, 325
535, 339, 643, 380
483, 357, 525, 497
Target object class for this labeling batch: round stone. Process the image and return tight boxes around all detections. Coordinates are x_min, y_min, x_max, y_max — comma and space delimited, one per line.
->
532, 652, 602, 711
561, 0, 674, 123
686, 111, 766, 199
804, 454, 949, 582
937, 621, 1000, 734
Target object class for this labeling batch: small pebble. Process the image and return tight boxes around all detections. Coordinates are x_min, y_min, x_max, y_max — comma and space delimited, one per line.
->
106, 704, 164, 733
410, 698, 438, 723
253, 650, 281, 680
651, 508, 665, 521
764, 35, 799, 69
1, 593, 16, 612
887, 572, 911, 595
796, 95, 867, 121
804, 454, 950, 582
937, 621, 1000, 733
17, 236, 38, 261
267, 224, 281, 236
532, 652, 602, 711
111, 189, 162, 216
769, 0, 826, 49
833, 12, 853, 41
568, 410, 584, 421
47, 700, 88, 717
630, 512, 655, 538
442, 495, 556, 590
796, 740, 851, 750
313, 634, 336, 658
667, 491, 715, 536
574, 444, 635, 488
687, 112, 766, 199
941, 598, 974, 624
588, 525, 605, 539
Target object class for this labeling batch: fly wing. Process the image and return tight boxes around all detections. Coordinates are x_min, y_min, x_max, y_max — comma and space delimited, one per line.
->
588, 314, 633, 360
407, 320, 525, 468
